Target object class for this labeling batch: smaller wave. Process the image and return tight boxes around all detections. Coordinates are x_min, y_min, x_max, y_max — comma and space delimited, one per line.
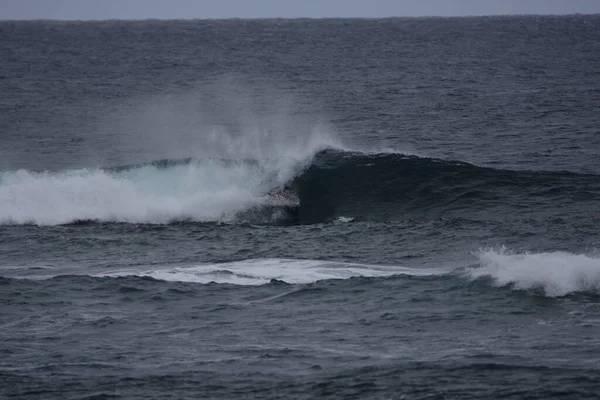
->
100, 258, 442, 285
467, 248, 600, 297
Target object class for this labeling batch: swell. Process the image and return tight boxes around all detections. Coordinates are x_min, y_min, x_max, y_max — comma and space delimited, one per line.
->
2, 149, 600, 225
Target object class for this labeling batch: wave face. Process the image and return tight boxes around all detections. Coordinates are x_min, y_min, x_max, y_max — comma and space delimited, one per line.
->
290, 150, 600, 223
2, 149, 600, 225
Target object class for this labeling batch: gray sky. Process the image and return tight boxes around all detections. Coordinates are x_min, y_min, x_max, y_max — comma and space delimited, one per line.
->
2, 0, 600, 20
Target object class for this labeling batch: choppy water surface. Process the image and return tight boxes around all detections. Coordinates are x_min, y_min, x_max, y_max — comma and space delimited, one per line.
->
2, 15, 600, 399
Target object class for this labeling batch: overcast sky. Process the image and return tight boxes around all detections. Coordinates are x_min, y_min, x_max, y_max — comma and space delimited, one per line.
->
2, 0, 600, 20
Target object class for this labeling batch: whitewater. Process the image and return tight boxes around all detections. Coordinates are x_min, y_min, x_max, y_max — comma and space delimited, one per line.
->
0, 158, 291, 225
0, 130, 342, 225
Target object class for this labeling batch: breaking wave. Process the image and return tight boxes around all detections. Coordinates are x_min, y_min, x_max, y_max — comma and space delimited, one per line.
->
0, 157, 296, 225
2, 148, 600, 225
467, 248, 600, 297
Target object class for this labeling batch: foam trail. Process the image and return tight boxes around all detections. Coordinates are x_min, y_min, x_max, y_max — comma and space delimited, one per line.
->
467, 248, 600, 296
102, 258, 443, 285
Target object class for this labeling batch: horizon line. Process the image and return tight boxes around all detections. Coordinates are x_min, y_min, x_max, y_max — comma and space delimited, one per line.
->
1, 12, 599, 22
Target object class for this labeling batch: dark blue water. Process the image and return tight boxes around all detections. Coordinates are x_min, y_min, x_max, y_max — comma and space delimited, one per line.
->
2, 15, 600, 399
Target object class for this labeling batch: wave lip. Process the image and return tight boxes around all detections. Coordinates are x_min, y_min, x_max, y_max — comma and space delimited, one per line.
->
467, 248, 600, 297
100, 258, 443, 285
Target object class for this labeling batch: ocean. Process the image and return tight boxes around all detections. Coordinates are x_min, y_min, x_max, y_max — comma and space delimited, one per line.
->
1, 15, 600, 399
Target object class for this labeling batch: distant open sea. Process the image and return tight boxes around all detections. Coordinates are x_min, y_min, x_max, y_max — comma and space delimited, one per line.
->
2, 15, 600, 399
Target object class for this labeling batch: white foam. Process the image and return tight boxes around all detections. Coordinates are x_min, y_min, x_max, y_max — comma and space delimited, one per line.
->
0, 130, 340, 225
0, 161, 259, 225
102, 258, 442, 285
467, 248, 600, 296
